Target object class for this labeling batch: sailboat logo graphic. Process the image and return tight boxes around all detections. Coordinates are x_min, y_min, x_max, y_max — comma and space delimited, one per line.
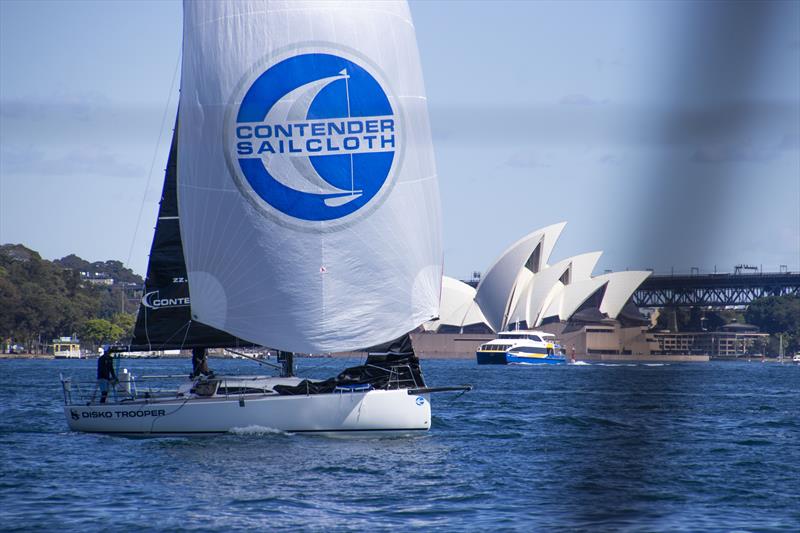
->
227, 52, 400, 225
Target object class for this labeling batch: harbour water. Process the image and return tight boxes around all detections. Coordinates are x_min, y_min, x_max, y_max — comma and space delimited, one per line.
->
1, 358, 798, 530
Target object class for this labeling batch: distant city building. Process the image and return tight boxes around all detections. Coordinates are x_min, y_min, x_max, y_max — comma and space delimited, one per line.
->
652, 323, 768, 358
80, 271, 114, 286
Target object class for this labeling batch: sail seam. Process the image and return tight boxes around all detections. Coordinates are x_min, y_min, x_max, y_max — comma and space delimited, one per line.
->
198, 8, 414, 30
179, 184, 238, 193
398, 174, 437, 185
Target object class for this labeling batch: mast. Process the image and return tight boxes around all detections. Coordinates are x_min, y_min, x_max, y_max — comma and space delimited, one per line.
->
342, 68, 355, 195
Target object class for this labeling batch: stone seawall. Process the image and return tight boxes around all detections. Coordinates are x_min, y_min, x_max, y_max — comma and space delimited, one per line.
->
581, 353, 709, 363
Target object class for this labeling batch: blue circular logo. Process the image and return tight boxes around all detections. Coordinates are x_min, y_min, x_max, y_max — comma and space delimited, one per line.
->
415, 396, 425, 406
227, 51, 400, 226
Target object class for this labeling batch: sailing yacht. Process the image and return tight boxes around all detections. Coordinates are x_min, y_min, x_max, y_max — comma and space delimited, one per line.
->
61, 0, 469, 436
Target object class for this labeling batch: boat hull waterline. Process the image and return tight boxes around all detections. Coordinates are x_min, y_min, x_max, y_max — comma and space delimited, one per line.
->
65, 389, 431, 436
476, 351, 567, 365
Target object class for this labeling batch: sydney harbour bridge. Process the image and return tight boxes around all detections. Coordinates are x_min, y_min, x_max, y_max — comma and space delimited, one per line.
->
632, 270, 800, 307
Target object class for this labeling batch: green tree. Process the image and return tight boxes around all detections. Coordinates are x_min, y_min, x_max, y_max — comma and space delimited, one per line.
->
111, 312, 136, 339
746, 295, 800, 351
654, 306, 689, 331
0, 245, 128, 351
654, 306, 747, 332
80, 319, 124, 347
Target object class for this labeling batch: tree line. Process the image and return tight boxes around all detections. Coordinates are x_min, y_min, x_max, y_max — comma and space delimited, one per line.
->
0, 244, 142, 353
653, 295, 800, 353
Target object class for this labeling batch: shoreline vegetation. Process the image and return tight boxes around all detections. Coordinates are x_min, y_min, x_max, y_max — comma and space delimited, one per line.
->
2, 243, 799, 358
1, 244, 142, 355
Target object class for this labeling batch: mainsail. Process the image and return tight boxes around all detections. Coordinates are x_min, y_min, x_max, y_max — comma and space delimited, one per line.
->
128, 125, 253, 351
178, 0, 442, 353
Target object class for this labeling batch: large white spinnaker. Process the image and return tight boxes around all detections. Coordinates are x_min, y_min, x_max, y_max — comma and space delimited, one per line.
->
178, 0, 442, 353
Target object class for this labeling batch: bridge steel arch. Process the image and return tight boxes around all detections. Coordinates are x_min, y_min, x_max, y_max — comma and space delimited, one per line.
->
632, 273, 800, 307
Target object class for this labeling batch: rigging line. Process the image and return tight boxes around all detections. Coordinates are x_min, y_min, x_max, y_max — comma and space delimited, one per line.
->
151, 396, 193, 433
226, 349, 282, 370
138, 320, 193, 353
126, 49, 181, 270
178, 320, 192, 351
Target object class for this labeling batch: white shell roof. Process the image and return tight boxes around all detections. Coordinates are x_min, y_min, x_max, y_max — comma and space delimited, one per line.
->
444, 222, 650, 332
474, 222, 566, 332
570, 251, 603, 282
595, 271, 652, 318
539, 277, 608, 324
461, 300, 490, 328
507, 251, 603, 327
505, 268, 535, 327
427, 276, 490, 331
536, 270, 651, 325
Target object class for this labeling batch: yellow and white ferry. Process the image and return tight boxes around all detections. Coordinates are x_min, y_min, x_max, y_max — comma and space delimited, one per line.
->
476, 331, 567, 365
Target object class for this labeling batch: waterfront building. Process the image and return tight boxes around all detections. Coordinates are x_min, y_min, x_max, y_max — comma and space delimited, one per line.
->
652, 323, 768, 358
51, 337, 81, 359
414, 223, 678, 360
80, 272, 114, 286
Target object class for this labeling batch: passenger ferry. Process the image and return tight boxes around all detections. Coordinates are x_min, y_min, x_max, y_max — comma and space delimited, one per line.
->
476, 331, 567, 365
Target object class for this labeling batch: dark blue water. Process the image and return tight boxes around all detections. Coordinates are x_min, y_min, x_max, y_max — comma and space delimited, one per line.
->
1, 358, 798, 531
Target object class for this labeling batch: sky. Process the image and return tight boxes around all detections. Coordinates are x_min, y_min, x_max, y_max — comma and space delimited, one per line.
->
1, 0, 798, 279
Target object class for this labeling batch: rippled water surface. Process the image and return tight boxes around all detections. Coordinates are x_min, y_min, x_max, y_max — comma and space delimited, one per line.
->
1, 358, 799, 531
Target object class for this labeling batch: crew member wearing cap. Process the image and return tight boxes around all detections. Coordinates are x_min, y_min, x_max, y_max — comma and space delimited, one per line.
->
96, 349, 117, 403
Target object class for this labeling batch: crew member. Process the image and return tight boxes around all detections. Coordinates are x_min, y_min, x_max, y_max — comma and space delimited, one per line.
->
96, 349, 117, 403
191, 347, 213, 379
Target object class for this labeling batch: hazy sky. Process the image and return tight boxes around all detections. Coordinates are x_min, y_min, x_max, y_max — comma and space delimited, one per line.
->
1, 0, 798, 279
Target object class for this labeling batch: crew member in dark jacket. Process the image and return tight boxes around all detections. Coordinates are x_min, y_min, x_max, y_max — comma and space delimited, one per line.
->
97, 350, 117, 403
191, 347, 213, 379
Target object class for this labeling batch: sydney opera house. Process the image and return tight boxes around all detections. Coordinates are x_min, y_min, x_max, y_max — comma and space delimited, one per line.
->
413, 222, 669, 360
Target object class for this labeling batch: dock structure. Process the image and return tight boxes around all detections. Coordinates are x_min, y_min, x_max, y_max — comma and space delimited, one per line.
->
632, 272, 800, 307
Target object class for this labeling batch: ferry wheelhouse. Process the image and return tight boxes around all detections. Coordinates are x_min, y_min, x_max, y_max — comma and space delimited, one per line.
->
476, 331, 567, 365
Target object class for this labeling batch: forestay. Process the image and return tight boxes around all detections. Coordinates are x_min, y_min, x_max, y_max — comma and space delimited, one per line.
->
178, 0, 442, 352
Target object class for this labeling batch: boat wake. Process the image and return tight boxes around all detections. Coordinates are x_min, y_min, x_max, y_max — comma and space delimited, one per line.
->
228, 425, 290, 436
570, 361, 591, 366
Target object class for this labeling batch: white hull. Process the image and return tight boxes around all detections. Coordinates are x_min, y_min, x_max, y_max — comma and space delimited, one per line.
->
65, 388, 431, 436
